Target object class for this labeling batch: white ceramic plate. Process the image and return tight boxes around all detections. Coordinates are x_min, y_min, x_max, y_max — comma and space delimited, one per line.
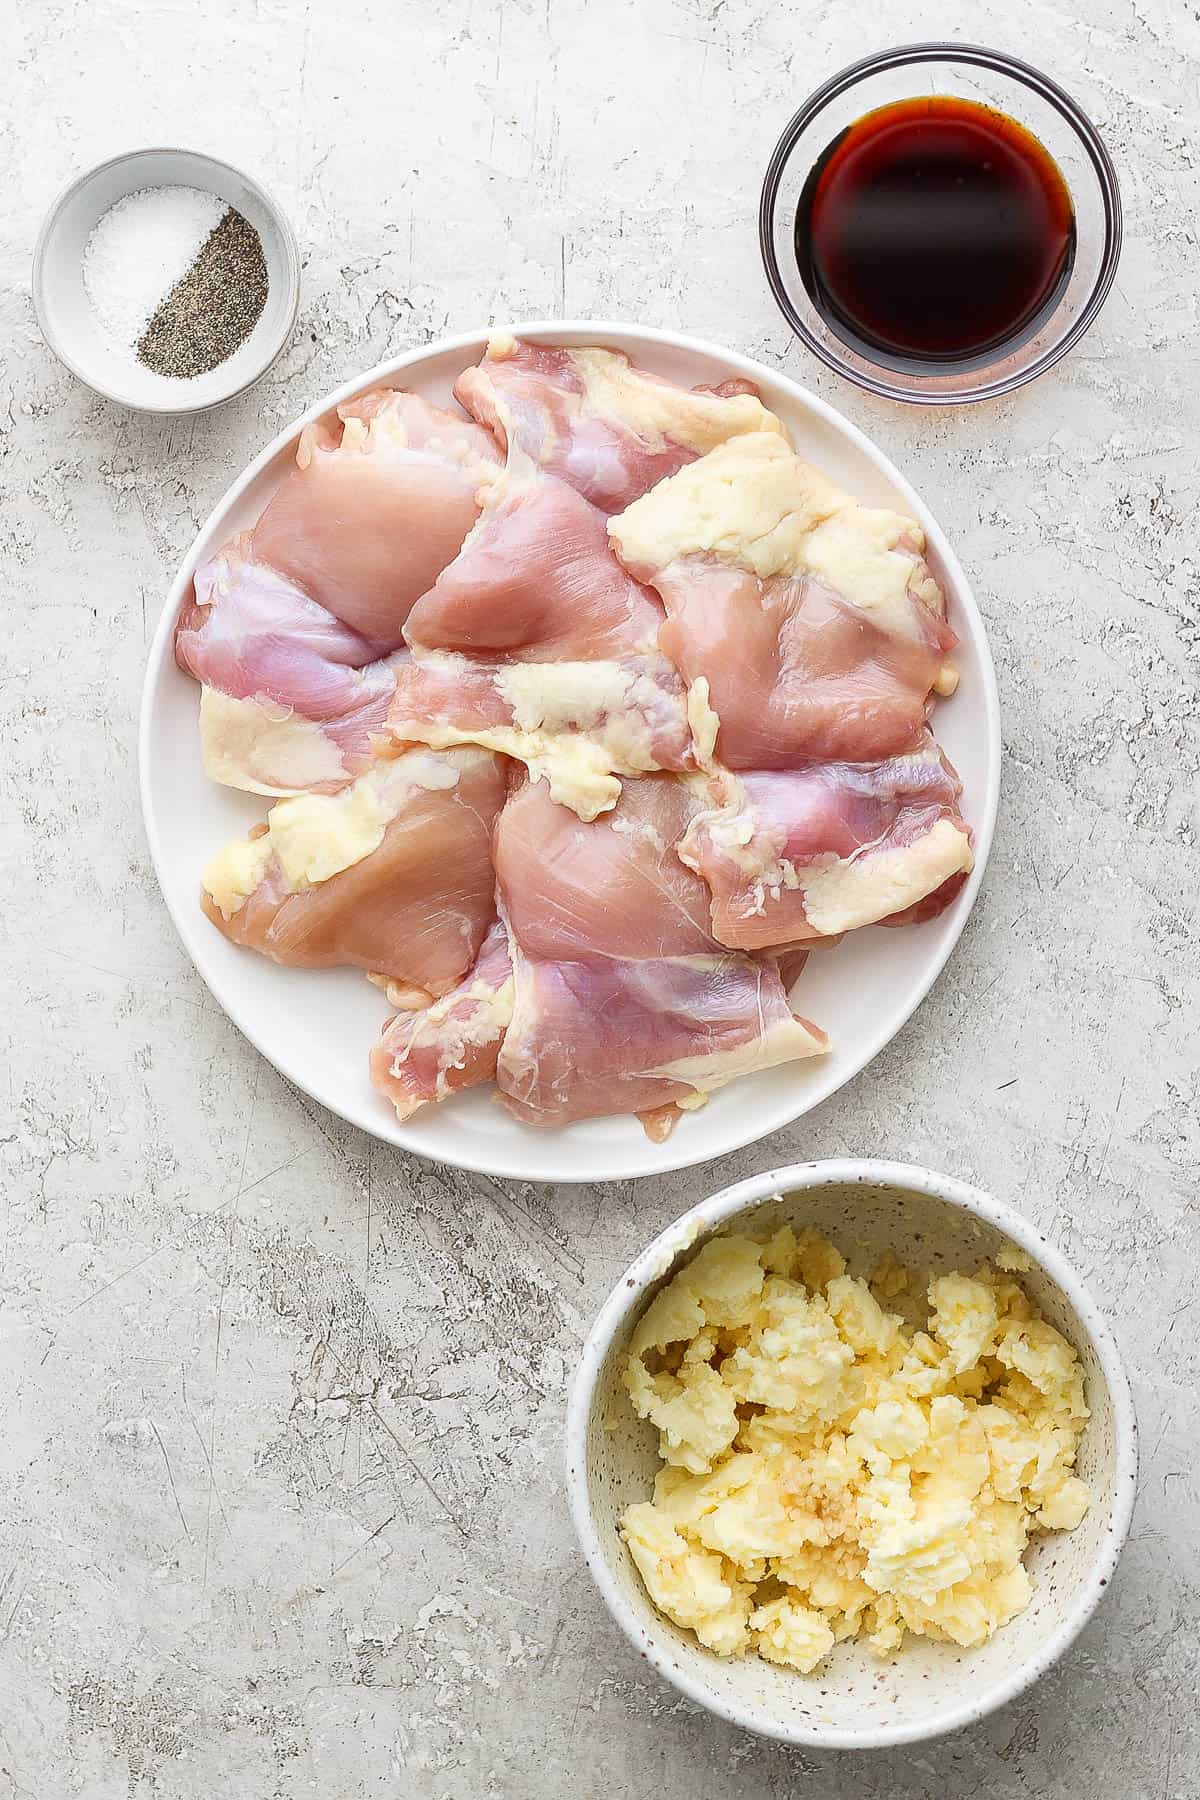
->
139, 321, 1001, 1182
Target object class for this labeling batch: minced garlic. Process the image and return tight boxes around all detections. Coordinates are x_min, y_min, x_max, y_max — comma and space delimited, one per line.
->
619, 1224, 1090, 1674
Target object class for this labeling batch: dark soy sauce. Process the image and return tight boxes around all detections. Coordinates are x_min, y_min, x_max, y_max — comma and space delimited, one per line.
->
795, 96, 1076, 371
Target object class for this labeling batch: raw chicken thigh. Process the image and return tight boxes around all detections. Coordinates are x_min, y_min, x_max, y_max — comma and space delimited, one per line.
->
455, 336, 784, 513
609, 433, 957, 767
678, 736, 974, 949
176, 536, 399, 795
389, 652, 695, 822
493, 777, 827, 1131
370, 920, 513, 1119
200, 745, 506, 994
392, 455, 698, 819
404, 458, 664, 659
175, 391, 499, 795
496, 772, 714, 961
249, 390, 501, 648
498, 954, 824, 1135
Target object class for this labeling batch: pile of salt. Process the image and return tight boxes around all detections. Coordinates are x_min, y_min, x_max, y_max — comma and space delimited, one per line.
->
83, 186, 226, 348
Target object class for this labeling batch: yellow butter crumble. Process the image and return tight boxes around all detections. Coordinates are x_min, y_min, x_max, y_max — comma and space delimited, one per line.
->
618, 1225, 1090, 1674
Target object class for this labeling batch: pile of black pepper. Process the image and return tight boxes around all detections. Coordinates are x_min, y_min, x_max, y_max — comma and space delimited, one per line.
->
137, 207, 269, 379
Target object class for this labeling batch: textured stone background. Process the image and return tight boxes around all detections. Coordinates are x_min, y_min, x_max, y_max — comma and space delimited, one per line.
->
2, 0, 1197, 1794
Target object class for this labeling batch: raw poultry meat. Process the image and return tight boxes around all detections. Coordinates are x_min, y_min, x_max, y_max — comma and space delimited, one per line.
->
199, 745, 506, 993
454, 336, 784, 513
392, 455, 698, 819
370, 920, 513, 1119
493, 777, 827, 1130
404, 457, 664, 659
180, 339, 974, 1139
176, 390, 500, 796
609, 433, 958, 767
498, 953, 825, 1133
389, 651, 695, 822
678, 737, 974, 949
248, 389, 501, 648
176, 536, 399, 795
495, 771, 712, 961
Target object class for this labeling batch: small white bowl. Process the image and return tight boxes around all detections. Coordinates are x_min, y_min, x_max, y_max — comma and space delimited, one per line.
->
33, 147, 300, 414
566, 1160, 1137, 1748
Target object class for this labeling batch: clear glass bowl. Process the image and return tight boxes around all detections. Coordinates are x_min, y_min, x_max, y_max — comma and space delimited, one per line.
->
759, 43, 1122, 404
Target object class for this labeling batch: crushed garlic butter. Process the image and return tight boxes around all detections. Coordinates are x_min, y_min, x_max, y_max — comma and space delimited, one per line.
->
619, 1224, 1090, 1674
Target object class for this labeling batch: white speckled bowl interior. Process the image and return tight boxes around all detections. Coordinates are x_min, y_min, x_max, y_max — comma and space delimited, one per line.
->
566, 1161, 1138, 1748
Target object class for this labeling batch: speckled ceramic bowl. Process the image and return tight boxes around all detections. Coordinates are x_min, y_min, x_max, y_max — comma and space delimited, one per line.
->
566, 1160, 1138, 1748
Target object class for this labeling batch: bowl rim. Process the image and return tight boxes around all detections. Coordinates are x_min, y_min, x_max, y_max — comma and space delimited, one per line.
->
564, 1157, 1139, 1748
31, 144, 301, 416
759, 41, 1124, 406
138, 320, 1001, 1183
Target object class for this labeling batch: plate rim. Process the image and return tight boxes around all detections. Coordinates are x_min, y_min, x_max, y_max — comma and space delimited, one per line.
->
138, 318, 1002, 1183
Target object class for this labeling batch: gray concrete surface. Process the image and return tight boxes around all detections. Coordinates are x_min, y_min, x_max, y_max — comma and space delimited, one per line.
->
2, 0, 1197, 1794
